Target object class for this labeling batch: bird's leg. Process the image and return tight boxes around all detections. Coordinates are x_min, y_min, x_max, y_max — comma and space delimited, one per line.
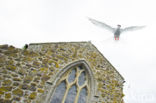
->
115, 36, 116, 40
114, 36, 119, 40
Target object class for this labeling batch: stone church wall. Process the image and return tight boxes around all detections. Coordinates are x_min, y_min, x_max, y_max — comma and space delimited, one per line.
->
0, 42, 124, 103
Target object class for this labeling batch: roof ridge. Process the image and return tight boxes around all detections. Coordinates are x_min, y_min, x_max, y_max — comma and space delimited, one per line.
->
29, 41, 91, 45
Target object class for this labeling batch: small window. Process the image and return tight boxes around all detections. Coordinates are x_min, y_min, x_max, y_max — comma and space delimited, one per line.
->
51, 65, 89, 103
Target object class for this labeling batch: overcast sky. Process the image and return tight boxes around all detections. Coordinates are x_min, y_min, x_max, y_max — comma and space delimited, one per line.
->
1, 0, 156, 102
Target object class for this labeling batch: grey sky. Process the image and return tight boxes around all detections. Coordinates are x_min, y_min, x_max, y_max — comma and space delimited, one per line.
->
1, 0, 156, 102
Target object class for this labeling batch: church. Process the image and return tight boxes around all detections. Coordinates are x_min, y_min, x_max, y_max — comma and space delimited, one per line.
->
0, 42, 124, 103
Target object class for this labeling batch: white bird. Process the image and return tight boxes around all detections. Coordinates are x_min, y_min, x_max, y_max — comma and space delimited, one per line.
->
88, 18, 145, 40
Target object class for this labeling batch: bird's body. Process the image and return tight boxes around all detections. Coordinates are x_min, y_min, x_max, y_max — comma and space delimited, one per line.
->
114, 26, 121, 40
88, 18, 145, 40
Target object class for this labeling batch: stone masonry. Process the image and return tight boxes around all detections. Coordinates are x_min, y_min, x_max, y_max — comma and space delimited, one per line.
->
0, 42, 125, 103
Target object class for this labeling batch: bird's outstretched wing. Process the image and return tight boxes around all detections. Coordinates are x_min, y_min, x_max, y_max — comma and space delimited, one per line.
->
88, 18, 115, 33
121, 26, 145, 33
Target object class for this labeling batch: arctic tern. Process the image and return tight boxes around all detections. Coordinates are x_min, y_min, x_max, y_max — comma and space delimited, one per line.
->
88, 18, 145, 40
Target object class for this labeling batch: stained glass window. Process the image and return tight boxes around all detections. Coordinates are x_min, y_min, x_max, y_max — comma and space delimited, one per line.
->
50, 65, 89, 103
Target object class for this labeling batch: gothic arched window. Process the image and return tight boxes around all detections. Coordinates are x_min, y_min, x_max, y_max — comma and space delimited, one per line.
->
50, 63, 92, 103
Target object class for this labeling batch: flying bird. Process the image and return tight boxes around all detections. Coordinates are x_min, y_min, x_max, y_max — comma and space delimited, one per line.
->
88, 18, 145, 40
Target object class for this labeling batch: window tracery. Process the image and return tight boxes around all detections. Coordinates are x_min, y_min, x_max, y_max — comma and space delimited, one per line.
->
51, 65, 90, 103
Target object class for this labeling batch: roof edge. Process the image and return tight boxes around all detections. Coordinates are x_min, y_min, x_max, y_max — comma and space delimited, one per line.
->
29, 41, 91, 46
89, 42, 125, 81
